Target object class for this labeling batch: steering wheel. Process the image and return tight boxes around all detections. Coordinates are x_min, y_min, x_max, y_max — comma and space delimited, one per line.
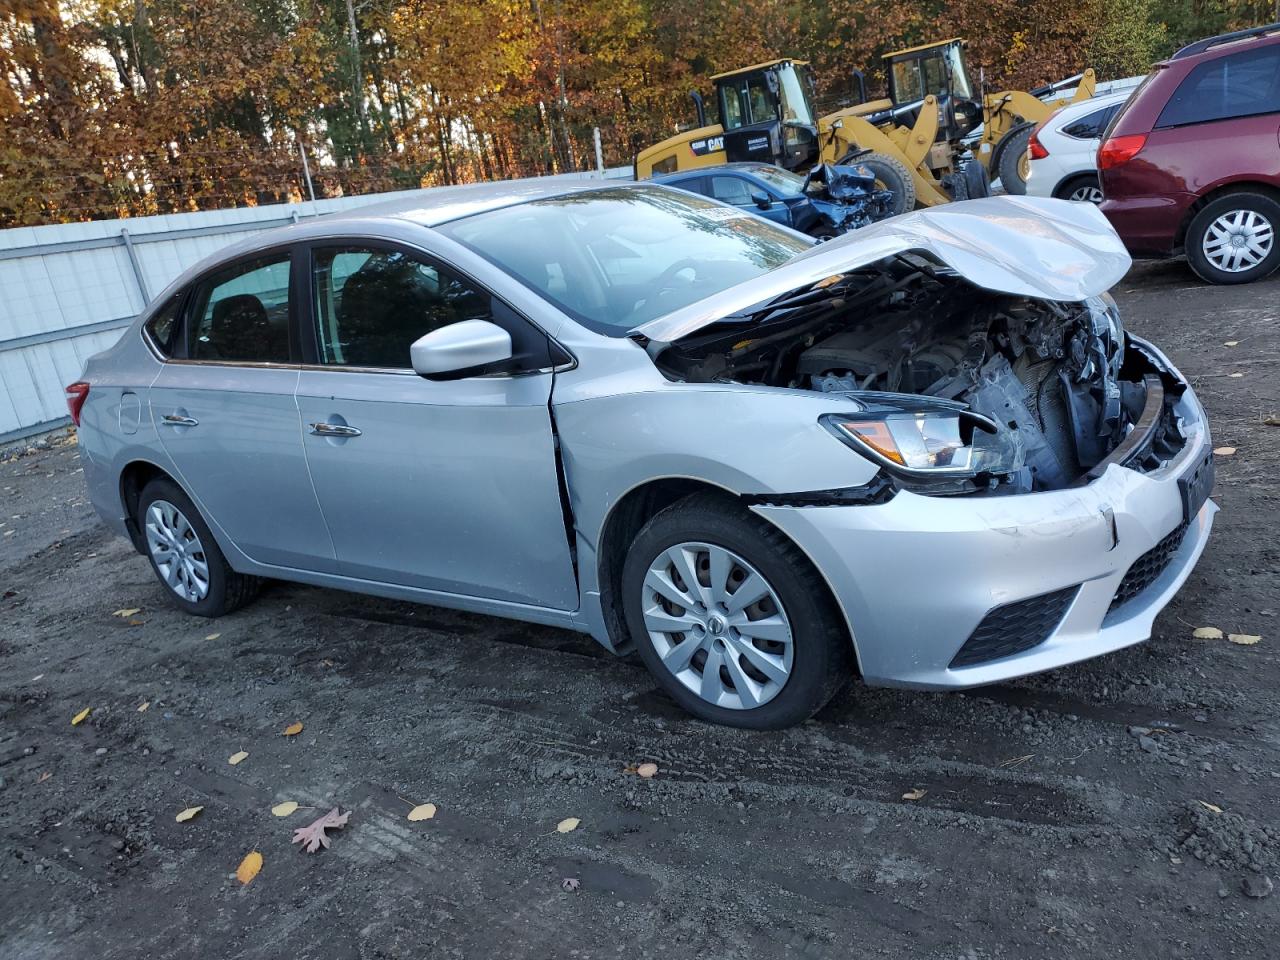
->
650, 258, 700, 295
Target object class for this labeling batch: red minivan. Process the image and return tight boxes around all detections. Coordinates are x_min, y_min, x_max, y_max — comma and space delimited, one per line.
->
1099, 24, 1280, 284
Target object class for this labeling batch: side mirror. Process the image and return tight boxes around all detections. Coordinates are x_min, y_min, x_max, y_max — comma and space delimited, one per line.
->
751, 190, 773, 210
410, 319, 512, 378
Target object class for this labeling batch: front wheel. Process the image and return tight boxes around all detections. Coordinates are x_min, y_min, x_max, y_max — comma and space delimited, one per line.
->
1185, 193, 1280, 285
137, 477, 261, 617
854, 152, 915, 215
621, 494, 852, 728
994, 122, 1035, 195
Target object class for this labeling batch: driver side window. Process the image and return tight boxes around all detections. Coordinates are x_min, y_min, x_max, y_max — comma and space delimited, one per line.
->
309, 245, 559, 372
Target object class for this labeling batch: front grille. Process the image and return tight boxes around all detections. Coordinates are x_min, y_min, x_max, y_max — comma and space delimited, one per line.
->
950, 586, 1079, 668
1107, 522, 1188, 615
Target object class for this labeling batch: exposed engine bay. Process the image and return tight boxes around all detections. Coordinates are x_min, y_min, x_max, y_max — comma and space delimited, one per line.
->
649, 255, 1187, 495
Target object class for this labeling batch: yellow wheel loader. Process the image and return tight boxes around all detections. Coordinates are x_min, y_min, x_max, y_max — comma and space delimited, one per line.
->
634, 43, 1097, 208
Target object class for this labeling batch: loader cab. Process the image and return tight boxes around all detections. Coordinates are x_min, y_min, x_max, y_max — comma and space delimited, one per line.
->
884, 39, 982, 141
712, 59, 819, 171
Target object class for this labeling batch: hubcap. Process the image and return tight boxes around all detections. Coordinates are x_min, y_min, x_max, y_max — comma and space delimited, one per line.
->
144, 499, 210, 602
1069, 184, 1104, 204
1203, 209, 1274, 273
641, 542, 793, 710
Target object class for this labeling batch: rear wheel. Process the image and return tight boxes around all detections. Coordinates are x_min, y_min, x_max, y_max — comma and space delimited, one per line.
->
137, 477, 260, 617
1185, 193, 1280, 285
994, 122, 1035, 195
621, 493, 852, 729
855, 152, 915, 215
1054, 173, 1103, 204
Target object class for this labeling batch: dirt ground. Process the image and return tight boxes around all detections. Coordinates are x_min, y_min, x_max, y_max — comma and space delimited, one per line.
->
1, 258, 1277, 960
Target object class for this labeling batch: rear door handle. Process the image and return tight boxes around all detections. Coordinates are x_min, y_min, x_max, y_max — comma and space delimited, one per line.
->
161, 414, 199, 427
309, 422, 362, 438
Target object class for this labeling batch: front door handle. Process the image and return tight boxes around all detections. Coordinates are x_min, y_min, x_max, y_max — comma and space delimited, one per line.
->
161, 414, 199, 427
309, 421, 362, 438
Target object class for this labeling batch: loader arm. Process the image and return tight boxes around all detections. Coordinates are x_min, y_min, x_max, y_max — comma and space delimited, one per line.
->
818, 97, 951, 207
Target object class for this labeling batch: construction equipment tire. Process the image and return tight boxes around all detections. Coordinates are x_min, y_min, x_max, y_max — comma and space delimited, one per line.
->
857, 152, 915, 215
995, 122, 1035, 195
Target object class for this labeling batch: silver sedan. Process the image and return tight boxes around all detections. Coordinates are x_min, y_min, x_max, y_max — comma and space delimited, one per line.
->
69, 181, 1216, 728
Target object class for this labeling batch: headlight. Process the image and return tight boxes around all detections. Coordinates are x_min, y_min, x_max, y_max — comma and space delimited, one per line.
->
828, 411, 974, 473
822, 400, 1023, 480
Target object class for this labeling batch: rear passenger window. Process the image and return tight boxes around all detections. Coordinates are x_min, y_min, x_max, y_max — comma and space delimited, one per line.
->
1156, 46, 1280, 128
1062, 104, 1121, 139
143, 293, 184, 356
189, 255, 292, 363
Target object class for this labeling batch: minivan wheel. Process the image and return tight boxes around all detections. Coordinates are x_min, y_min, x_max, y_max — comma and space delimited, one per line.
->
137, 477, 260, 617
1186, 193, 1280, 285
620, 493, 851, 729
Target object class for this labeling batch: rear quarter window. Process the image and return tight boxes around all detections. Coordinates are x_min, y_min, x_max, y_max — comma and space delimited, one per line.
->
1157, 45, 1280, 128
143, 293, 184, 357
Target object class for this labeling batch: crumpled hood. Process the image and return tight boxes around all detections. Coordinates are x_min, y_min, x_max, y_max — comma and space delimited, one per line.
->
633, 196, 1132, 343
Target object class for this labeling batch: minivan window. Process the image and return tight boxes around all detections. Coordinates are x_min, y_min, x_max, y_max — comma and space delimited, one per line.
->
1156, 46, 1280, 128
189, 255, 291, 363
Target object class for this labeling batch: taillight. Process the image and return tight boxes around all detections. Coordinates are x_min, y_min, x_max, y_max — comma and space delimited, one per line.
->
1098, 133, 1147, 170
1028, 129, 1049, 161
65, 381, 90, 426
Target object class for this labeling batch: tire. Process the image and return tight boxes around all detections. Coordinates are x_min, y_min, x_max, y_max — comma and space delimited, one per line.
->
1184, 192, 1280, 285
136, 477, 261, 617
620, 493, 852, 729
1054, 173, 1103, 204
943, 171, 968, 201
964, 159, 991, 199
994, 122, 1035, 195
856, 152, 915, 215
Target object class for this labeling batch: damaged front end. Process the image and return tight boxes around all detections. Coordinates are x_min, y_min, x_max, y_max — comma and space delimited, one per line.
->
645, 254, 1187, 496
801, 162, 896, 234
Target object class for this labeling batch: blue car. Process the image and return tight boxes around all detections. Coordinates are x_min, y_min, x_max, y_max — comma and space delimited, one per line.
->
653, 162, 892, 237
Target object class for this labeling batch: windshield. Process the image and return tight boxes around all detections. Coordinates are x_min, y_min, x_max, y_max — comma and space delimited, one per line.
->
778, 65, 816, 124
892, 44, 972, 103
436, 187, 812, 335
747, 165, 807, 194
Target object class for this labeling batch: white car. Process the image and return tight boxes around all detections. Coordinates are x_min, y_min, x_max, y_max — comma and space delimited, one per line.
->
1027, 90, 1133, 203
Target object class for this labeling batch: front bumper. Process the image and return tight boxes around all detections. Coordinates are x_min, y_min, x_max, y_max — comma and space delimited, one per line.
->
753, 340, 1215, 689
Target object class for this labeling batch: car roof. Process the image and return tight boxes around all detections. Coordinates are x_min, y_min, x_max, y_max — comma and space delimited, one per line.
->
1166, 22, 1280, 63
332, 177, 610, 227
1047, 89, 1133, 126
653, 163, 793, 182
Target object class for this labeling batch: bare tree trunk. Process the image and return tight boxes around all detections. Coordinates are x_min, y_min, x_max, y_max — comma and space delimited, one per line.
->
344, 0, 371, 146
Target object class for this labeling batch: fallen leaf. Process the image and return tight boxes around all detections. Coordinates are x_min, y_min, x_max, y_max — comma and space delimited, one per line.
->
561, 877, 581, 891
112, 608, 141, 618
1224, 340, 1239, 347
71, 707, 91, 726
236, 850, 263, 884
30, 674, 43, 682
36, 771, 52, 784
1213, 446, 1236, 457
292, 807, 350, 853
127, 618, 145, 626
175, 805, 203, 822
1229, 372, 1243, 378
556, 817, 581, 834
282, 722, 303, 737
636, 762, 658, 779
902, 788, 927, 801
205, 633, 221, 641
271, 801, 299, 817
1264, 416, 1280, 427
407, 803, 437, 821
137, 701, 150, 712
1197, 800, 1223, 814
1228, 634, 1261, 646
1192, 626, 1223, 640
227, 751, 248, 766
